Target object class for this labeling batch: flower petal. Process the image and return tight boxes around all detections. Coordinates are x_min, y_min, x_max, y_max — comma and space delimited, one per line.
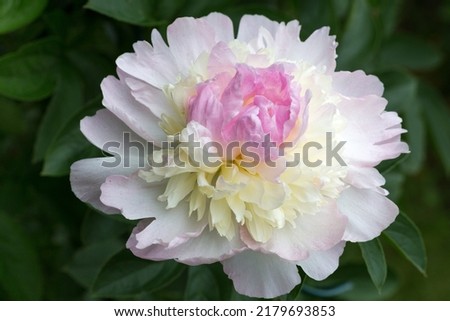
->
242, 201, 346, 261
237, 15, 280, 42
338, 96, 409, 166
333, 70, 384, 97
344, 165, 387, 194
128, 226, 245, 265
116, 39, 178, 88
125, 77, 179, 120
222, 250, 301, 298
100, 174, 166, 220
101, 76, 166, 144
297, 27, 337, 72
167, 17, 216, 74
338, 187, 399, 242
70, 157, 140, 214
80, 108, 147, 155
298, 241, 346, 281
203, 12, 234, 43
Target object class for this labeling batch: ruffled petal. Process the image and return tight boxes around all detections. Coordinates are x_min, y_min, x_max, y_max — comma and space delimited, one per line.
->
101, 76, 167, 144
237, 14, 280, 42
332, 70, 384, 97
338, 187, 399, 242
298, 241, 345, 281
70, 157, 140, 214
338, 96, 409, 166
116, 39, 178, 88
222, 250, 301, 298
297, 27, 337, 72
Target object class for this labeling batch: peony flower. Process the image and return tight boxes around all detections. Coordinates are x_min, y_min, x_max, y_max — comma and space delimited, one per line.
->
70, 13, 409, 298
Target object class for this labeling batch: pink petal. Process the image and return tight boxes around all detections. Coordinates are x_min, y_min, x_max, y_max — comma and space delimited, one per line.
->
100, 174, 166, 220
101, 76, 166, 145
337, 187, 399, 242
70, 157, 140, 214
222, 251, 301, 298
128, 226, 245, 265
297, 241, 346, 281
332, 70, 384, 97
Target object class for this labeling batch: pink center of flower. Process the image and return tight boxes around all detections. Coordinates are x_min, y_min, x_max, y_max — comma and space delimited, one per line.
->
188, 63, 304, 161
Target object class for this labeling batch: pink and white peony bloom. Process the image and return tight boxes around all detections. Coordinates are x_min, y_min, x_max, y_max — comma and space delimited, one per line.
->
70, 13, 409, 298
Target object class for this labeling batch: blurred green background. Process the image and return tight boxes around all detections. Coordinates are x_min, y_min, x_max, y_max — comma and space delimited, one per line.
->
0, 0, 449, 300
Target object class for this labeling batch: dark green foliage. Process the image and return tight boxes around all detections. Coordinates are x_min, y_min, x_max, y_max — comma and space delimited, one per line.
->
0, 0, 447, 300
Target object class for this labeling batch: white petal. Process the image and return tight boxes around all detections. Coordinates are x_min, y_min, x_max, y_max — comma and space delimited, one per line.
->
101, 76, 166, 144
167, 17, 216, 74
344, 165, 387, 194
116, 39, 178, 88
80, 108, 147, 155
338, 187, 399, 242
203, 12, 234, 43
70, 157, 140, 214
222, 251, 301, 298
100, 173, 167, 220
125, 77, 179, 120
333, 70, 384, 97
274, 20, 302, 60
237, 15, 280, 42
297, 27, 337, 72
128, 226, 245, 265
338, 96, 409, 166
242, 201, 346, 261
134, 207, 206, 249
298, 241, 345, 281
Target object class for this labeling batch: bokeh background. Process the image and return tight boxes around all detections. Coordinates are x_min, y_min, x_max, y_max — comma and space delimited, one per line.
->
0, 0, 449, 300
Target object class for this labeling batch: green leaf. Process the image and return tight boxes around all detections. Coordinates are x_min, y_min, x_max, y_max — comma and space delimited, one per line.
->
384, 212, 427, 275
359, 238, 387, 291
81, 210, 131, 245
184, 265, 221, 300
378, 34, 442, 70
0, 211, 43, 300
85, 0, 163, 26
419, 82, 450, 175
0, 0, 48, 34
0, 96, 26, 134
65, 239, 124, 288
337, 0, 377, 70
33, 64, 85, 162
92, 250, 184, 298
0, 38, 60, 101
